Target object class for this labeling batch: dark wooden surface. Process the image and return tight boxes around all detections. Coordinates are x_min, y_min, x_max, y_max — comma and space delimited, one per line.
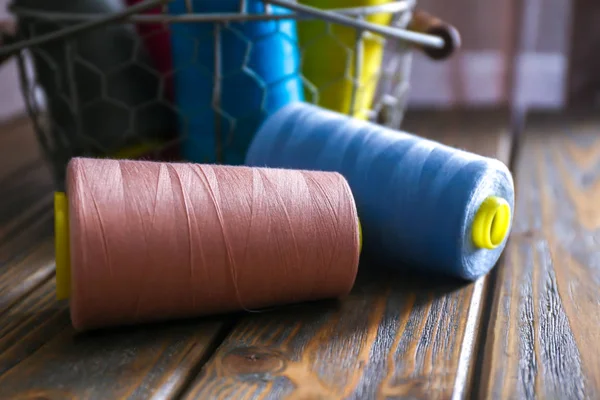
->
0, 116, 54, 317
5, 108, 598, 399
479, 111, 600, 399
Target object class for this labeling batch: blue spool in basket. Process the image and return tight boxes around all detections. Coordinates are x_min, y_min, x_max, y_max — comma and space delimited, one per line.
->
168, 0, 304, 165
245, 102, 515, 281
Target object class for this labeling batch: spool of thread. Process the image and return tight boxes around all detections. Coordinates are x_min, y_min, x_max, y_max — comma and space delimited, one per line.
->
12, 0, 176, 185
407, 10, 461, 60
245, 102, 515, 280
167, 0, 304, 165
125, 0, 174, 100
54, 157, 361, 331
298, 0, 395, 120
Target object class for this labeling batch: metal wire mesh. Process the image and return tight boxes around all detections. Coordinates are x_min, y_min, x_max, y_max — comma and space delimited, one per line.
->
7, 0, 418, 189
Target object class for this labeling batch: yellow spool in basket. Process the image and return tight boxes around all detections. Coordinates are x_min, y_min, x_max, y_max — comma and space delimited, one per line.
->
298, 0, 395, 120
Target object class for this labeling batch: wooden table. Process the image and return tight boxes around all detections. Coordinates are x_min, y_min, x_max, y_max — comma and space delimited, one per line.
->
0, 108, 598, 399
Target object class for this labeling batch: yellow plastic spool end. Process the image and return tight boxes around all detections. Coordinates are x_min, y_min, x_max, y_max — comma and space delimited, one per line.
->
472, 196, 511, 250
358, 218, 363, 254
110, 141, 162, 160
54, 192, 71, 300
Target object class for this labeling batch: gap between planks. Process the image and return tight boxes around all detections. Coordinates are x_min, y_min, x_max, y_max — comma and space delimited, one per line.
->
476, 109, 600, 398
460, 106, 526, 400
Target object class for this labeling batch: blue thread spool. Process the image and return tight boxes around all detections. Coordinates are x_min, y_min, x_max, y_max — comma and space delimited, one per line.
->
245, 102, 515, 280
167, 0, 304, 165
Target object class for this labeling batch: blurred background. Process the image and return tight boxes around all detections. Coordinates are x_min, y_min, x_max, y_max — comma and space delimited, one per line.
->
0, 0, 584, 184
0, 0, 577, 121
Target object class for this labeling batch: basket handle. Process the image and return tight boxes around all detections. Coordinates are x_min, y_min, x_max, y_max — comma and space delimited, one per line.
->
407, 9, 461, 60
262, 0, 445, 50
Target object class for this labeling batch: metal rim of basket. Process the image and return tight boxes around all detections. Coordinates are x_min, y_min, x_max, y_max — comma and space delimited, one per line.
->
11, 1, 415, 21
1, 0, 444, 58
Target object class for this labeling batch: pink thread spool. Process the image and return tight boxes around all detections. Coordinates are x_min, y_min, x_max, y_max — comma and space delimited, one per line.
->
55, 158, 362, 331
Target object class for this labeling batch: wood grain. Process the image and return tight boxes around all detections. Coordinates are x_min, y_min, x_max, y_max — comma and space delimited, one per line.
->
0, 275, 230, 399
181, 108, 514, 400
0, 166, 54, 316
0, 115, 55, 318
480, 111, 600, 399
0, 224, 54, 315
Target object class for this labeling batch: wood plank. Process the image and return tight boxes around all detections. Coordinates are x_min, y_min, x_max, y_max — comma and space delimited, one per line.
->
479, 110, 600, 399
181, 108, 514, 400
0, 115, 49, 183
0, 276, 230, 399
0, 161, 54, 314
0, 217, 54, 316
0, 114, 56, 318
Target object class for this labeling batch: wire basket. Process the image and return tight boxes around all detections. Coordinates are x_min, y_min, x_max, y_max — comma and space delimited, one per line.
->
1, 0, 449, 190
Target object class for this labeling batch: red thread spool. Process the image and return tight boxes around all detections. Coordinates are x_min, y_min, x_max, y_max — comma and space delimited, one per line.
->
55, 158, 361, 331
